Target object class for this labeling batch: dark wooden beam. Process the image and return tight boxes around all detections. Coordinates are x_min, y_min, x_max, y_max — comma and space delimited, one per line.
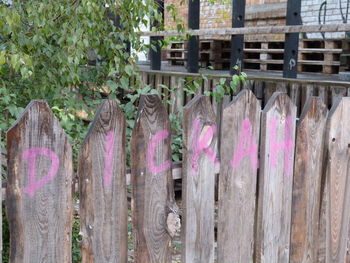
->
150, 0, 164, 71
283, 0, 302, 78
230, 0, 246, 75
187, 0, 200, 73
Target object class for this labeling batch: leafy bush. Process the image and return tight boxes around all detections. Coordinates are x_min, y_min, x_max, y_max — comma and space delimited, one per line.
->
0, 1, 247, 261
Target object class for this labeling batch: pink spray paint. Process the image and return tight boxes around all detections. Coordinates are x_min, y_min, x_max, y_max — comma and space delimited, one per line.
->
147, 129, 171, 175
23, 148, 60, 197
231, 118, 258, 171
191, 119, 218, 173
269, 116, 294, 175
103, 131, 116, 187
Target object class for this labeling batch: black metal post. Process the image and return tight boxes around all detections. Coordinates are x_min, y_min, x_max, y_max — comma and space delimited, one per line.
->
230, 0, 246, 75
150, 0, 164, 70
187, 0, 200, 73
283, 0, 302, 78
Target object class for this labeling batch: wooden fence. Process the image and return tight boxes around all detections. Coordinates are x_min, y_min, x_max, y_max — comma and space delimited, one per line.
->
1, 90, 350, 263
139, 69, 350, 116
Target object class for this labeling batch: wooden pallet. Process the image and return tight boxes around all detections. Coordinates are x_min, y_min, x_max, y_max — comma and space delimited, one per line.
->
340, 39, 350, 72
200, 39, 231, 69
166, 38, 343, 74
298, 39, 342, 74
166, 41, 188, 66
244, 40, 285, 72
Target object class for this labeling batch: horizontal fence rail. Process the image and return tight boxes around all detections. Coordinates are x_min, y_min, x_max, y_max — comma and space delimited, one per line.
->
140, 24, 350, 37
1, 89, 350, 262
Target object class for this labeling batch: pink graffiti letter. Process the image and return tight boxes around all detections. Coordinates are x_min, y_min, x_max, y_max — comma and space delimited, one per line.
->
23, 148, 60, 197
104, 131, 116, 187
231, 118, 258, 171
147, 130, 171, 175
191, 119, 218, 173
269, 116, 294, 175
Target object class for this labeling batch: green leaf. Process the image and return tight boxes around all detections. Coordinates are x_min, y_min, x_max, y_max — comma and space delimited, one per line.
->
125, 65, 133, 76
106, 80, 118, 92
0, 51, 6, 66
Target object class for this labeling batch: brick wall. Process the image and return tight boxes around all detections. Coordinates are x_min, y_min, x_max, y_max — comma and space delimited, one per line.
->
245, 2, 287, 40
164, 0, 233, 39
164, 0, 189, 31
164, 0, 348, 40
164, 0, 287, 40
301, 0, 348, 38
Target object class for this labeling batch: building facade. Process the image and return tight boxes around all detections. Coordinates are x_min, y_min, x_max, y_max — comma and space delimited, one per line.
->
164, 0, 349, 39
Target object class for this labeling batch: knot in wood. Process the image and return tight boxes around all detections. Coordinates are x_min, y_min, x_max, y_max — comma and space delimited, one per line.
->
166, 212, 181, 238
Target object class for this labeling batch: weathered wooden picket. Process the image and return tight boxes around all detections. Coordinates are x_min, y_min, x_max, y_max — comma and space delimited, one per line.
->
2, 89, 350, 263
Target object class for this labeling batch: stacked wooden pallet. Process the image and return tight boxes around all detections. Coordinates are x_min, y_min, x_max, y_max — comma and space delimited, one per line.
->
166, 38, 343, 74
340, 39, 350, 72
166, 41, 187, 66
298, 39, 342, 74
244, 40, 285, 72
199, 39, 231, 70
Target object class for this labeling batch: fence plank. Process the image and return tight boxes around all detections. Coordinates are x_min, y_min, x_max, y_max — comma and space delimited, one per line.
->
170, 76, 184, 114
0, 133, 2, 263
131, 95, 179, 262
182, 95, 217, 263
256, 92, 297, 263
78, 100, 128, 262
218, 89, 261, 263
330, 86, 347, 106
317, 86, 328, 109
325, 97, 350, 263
263, 82, 277, 106
318, 180, 327, 263
289, 83, 301, 116
290, 97, 328, 263
301, 84, 315, 111
6, 100, 73, 262
155, 74, 163, 94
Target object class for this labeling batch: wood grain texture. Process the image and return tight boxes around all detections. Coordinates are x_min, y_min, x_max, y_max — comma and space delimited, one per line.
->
0, 132, 2, 263
318, 178, 327, 263
330, 86, 347, 106
155, 74, 163, 94
301, 85, 315, 112
325, 97, 350, 263
170, 76, 184, 114
254, 81, 264, 100
276, 82, 288, 93
289, 83, 301, 116
78, 100, 128, 262
256, 92, 297, 263
6, 100, 73, 263
317, 86, 329, 109
290, 97, 328, 263
218, 89, 261, 263
131, 95, 179, 263
263, 82, 277, 106
182, 95, 217, 263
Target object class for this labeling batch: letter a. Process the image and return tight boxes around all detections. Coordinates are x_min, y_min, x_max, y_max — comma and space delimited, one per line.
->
269, 116, 294, 175
231, 118, 258, 171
